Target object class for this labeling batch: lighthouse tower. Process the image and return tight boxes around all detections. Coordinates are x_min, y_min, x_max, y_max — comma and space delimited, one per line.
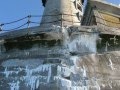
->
40, 0, 84, 28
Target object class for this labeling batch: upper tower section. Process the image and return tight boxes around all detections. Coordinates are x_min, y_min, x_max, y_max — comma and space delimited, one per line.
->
40, 0, 84, 29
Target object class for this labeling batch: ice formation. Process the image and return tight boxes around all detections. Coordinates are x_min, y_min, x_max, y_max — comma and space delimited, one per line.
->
62, 26, 98, 53
9, 81, 20, 90
2, 63, 53, 90
0, 26, 114, 90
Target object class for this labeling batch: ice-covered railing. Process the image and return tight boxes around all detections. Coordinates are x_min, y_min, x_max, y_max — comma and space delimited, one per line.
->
0, 11, 119, 32
0, 14, 81, 32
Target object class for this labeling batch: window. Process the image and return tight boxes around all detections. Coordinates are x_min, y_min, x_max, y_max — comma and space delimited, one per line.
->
77, 4, 82, 11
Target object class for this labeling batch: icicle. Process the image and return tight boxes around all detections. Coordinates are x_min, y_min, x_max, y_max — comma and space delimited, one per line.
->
83, 65, 87, 77
108, 56, 114, 70
110, 35, 118, 45
55, 76, 72, 87
36, 79, 40, 89
4, 67, 9, 78
95, 81, 100, 90
9, 81, 20, 90
91, 77, 100, 90
25, 66, 32, 76
105, 41, 110, 52
109, 82, 112, 89
70, 56, 79, 66
4, 67, 13, 78
47, 66, 51, 83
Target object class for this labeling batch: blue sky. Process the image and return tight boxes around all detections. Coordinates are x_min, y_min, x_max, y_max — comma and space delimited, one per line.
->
0, 0, 119, 30
0, 0, 44, 30
106, 0, 120, 5
0, 0, 44, 22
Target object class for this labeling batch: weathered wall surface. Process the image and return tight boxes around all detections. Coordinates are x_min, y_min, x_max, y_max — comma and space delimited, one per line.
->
0, 0, 120, 90
0, 27, 120, 90
82, 0, 120, 28
76, 51, 120, 90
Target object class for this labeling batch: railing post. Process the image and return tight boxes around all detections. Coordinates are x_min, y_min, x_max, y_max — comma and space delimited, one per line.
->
0, 24, 3, 31
27, 15, 31, 34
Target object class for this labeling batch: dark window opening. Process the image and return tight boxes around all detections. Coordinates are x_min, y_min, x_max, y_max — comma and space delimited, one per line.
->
42, 0, 47, 7
77, 4, 82, 11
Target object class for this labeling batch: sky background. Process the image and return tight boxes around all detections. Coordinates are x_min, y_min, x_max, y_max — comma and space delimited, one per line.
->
0, 0, 119, 30
0, 0, 44, 30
